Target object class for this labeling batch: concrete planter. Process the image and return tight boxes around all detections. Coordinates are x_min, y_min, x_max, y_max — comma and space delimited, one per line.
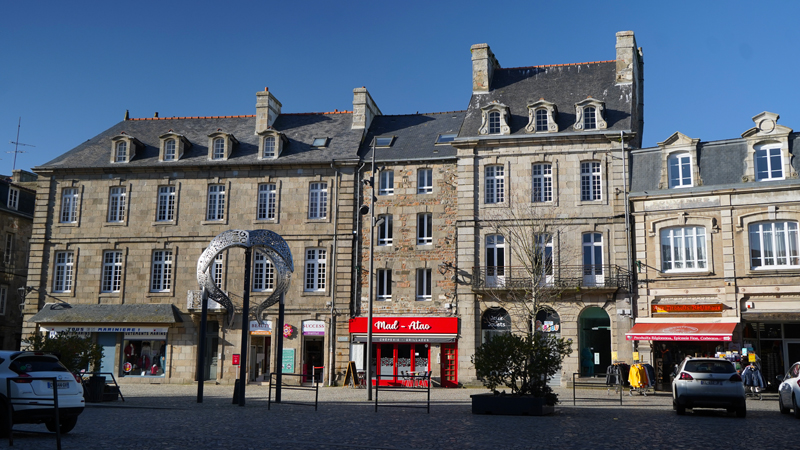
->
470, 393, 554, 416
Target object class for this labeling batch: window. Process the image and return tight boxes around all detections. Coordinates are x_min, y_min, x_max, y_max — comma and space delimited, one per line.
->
379, 171, 394, 195
308, 182, 327, 219
583, 107, 597, 130
0, 286, 6, 316
582, 233, 604, 283
304, 248, 326, 292
212, 138, 225, 160
417, 169, 433, 194
7, 187, 19, 210
150, 250, 173, 292
416, 269, 432, 301
435, 134, 457, 144
374, 136, 394, 147
257, 183, 277, 220
485, 165, 504, 204
213, 253, 224, 288
53, 251, 74, 293
263, 136, 276, 158
206, 185, 225, 221
3, 234, 12, 264
755, 145, 784, 181
485, 235, 505, 286
574, 98, 607, 131
311, 137, 328, 147
164, 139, 176, 161
115, 142, 127, 162
749, 221, 799, 269
101, 251, 123, 293
661, 227, 707, 272
488, 111, 501, 134
580, 161, 601, 201
377, 215, 393, 246
60, 188, 79, 223
107, 187, 126, 222
535, 109, 548, 132
532, 163, 553, 202
417, 213, 432, 245
377, 269, 392, 300
157, 186, 176, 222
253, 251, 274, 291
668, 153, 692, 188
535, 234, 553, 276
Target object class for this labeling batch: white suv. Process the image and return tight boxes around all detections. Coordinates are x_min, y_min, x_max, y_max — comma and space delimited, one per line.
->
672, 357, 746, 417
0, 351, 85, 436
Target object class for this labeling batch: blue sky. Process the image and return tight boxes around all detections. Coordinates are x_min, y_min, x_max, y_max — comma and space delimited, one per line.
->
2, 0, 798, 173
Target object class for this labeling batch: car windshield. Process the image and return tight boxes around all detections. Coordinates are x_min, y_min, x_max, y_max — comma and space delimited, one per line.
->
684, 360, 735, 374
10, 356, 69, 374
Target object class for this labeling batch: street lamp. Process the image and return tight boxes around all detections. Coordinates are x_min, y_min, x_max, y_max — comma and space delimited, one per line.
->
365, 139, 377, 401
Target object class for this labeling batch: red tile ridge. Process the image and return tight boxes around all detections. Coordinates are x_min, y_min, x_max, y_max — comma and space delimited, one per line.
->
503, 60, 616, 70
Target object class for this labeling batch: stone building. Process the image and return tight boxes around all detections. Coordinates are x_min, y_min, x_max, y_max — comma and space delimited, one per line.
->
628, 112, 800, 389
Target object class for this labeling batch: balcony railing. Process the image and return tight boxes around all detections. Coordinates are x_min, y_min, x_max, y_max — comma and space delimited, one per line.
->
187, 290, 227, 312
471, 265, 632, 292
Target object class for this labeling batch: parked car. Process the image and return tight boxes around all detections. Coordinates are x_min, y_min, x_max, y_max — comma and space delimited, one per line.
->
0, 351, 85, 436
778, 361, 800, 417
672, 357, 746, 417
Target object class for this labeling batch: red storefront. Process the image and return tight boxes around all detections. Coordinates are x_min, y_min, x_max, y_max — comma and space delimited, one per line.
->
349, 317, 459, 387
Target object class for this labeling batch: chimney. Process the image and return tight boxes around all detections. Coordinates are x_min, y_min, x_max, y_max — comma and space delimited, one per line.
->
471, 43, 500, 94
352, 87, 381, 131
615, 31, 641, 85
255, 88, 282, 133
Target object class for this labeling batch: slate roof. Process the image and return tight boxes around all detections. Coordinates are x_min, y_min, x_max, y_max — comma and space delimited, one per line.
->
0, 178, 35, 217
459, 61, 634, 138
36, 112, 363, 171
360, 111, 466, 162
28, 303, 183, 324
629, 133, 800, 195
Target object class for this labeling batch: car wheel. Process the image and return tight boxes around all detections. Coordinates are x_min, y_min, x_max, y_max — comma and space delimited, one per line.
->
45, 416, 78, 434
0, 399, 9, 438
793, 395, 800, 419
736, 406, 746, 418
674, 402, 686, 415
780, 396, 790, 414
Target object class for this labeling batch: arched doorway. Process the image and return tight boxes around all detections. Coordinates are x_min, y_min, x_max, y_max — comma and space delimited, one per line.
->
579, 307, 610, 376
534, 308, 562, 385
481, 307, 511, 343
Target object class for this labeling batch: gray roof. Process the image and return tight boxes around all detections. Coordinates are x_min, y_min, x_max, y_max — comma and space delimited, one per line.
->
28, 303, 183, 324
459, 62, 634, 138
360, 111, 466, 162
36, 113, 363, 171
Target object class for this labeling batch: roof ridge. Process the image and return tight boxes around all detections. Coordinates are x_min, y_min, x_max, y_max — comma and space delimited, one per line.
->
382, 110, 467, 117
281, 110, 352, 116
502, 60, 616, 70
128, 115, 256, 121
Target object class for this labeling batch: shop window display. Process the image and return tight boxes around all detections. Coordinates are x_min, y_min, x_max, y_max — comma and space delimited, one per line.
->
122, 340, 167, 377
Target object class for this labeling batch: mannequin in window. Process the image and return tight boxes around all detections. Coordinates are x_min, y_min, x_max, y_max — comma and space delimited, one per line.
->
659, 343, 673, 384
581, 347, 594, 376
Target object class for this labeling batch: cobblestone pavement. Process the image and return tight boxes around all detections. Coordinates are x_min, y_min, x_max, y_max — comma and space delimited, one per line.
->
7, 383, 800, 450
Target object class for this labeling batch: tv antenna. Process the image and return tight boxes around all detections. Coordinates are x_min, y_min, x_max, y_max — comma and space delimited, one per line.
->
8, 117, 35, 171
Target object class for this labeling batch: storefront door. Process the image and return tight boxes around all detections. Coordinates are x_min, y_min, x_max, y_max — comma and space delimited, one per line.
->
303, 338, 324, 383
580, 307, 611, 376
441, 343, 458, 388
371, 343, 430, 385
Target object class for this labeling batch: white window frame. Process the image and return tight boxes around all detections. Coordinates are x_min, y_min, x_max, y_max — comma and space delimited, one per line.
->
0, 286, 6, 316
101, 250, 123, 293
379, 170, 394, 196
107, 187, 126, 222
485, 165, 505, 204
308, 182, 328, 219
263, 136, 276, 158
376, 269, 392, 301
157, 186, 176, 222
53, 251, 74, 293
660, 227, 707, 272
377, 215, 393, 246
206, 185, 226, 221
213, 253, 224, 288
212, 138, 225, 160
488, 111, 501, 134
755, 144, 784, 181
583, 107, 597, 130
417, 213, 432, 245
60, 188, 79, 223
115, 141, 127, 162
150, 250, 173, 292
749, 221, 799, 269
535, 234, 554, 278
485, 234, 506, 287
417, 169, 433, 194
416, 268, 432, 301
164, 139, 176, 161
3, 234, 12, 264
535, 109, 548, 132
257, 183, 277, 220
7, 187, 19, 210
253, 251, 274, 292
580, 161, 602, 201
304, 248, 327, 292
668, 153, 693, 188
532, 163, 553, 202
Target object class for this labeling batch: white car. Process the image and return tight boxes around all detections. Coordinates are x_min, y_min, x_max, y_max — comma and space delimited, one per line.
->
778, 361, 800, 417
0, 351, 85, 436
672, 357, 746, 417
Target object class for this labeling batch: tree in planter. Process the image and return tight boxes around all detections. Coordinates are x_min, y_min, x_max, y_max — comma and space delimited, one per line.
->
23, 331, 103, 374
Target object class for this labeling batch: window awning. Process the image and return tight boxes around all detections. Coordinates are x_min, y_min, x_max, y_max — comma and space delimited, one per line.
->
28, 303, 182, 324
626, 322, 736, 341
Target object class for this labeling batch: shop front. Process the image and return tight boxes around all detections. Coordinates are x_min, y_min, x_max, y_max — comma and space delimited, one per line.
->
349, 317, 459, 387
249, 320, 272, 382
302, 320, 324, 383
740, 320, 800, 390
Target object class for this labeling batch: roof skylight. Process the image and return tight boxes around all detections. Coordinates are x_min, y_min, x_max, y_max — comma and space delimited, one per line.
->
312, 137, 328, 147
374, 136, 394, 147
436, 133, 457, 144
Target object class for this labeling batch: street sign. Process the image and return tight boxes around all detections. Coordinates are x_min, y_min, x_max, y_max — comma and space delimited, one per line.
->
232, 354, 240, 365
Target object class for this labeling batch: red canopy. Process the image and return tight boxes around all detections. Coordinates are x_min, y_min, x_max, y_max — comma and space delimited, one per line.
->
626, 322, 736, 341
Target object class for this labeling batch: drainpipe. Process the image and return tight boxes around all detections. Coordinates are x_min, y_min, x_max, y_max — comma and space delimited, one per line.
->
328, 160, 340, 387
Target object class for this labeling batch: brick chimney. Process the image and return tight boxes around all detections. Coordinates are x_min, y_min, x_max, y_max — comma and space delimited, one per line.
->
255, 88, 282, 133
351, 87, 381, 131
471, 43, 500, 94
615, 31, 641, 85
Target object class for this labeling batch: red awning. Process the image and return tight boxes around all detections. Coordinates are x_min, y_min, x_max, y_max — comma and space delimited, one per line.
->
626, 322, 736, 342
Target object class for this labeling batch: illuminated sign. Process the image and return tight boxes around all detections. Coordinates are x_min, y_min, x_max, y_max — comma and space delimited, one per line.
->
651, 304, 723, 313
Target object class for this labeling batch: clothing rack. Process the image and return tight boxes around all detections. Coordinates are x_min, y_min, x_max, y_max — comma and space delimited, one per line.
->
605, 362, 630, 395
628, 362, 655, 396
741, 362, 764, 400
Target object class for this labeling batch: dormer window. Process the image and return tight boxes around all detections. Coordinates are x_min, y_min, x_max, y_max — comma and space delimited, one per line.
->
263, 136, 276, 158
257, 131, 285, 160
657, 132, 700, 190
115, 142, 127, 162
158, 131, 190, 162
110, 133, 141, 163
207, 131, 237, 161
755, 143, 784, 181
312, 137, 328, 147
525, 100, 558, 134
479, 102, 510, 135
573, 98, 607, 131
668, 153, 693, 188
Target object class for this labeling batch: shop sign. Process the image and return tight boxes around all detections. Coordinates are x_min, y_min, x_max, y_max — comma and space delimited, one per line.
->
303, 320, 325, 336
651, 304, 723, 313
43, 326, 167, 338
232, 354, 240, 365
282, 348, 295, 371
249, 320, 273, 335
348, 317, 458, 334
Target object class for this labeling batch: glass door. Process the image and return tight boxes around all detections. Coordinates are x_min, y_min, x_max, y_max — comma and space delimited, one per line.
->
582, 233, 604, 286
486, 235, 506, 287
379, 344, 394, 385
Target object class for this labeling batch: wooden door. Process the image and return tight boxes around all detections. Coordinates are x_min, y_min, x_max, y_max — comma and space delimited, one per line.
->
440, 343, 458, 388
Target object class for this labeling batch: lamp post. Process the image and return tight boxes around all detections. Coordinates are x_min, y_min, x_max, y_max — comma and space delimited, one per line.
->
365, 140, 378, 401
